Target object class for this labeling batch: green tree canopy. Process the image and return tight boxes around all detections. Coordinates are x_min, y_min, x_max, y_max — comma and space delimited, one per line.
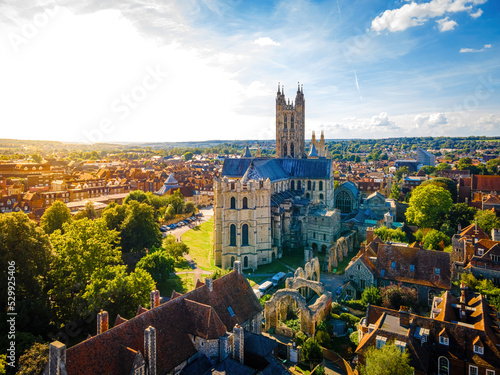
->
136, 248, 175, 282
123, 190, 150, 205
421, 229, 450, 250
48, 218, 121, 322
394, 166, 410, 181
16, 342, 49, 375
421, 177, 458, 203
101, 202, 127, 231
120, 200, 162, 253
405, 184, 453, 229
359, 342, 414, 375
83, 265, 155, 320
381, 284, 418, 311
389, 183, 401, 200
361, 286, 382, 306
183, 151, 193, 161
373, 226, 407, 243
162, 235, 189, 260
40, 201, 71, 234
301, 338, 323, 365
442, 203, 477, 234
474, 210, 500, 234
436, 162, 452, 171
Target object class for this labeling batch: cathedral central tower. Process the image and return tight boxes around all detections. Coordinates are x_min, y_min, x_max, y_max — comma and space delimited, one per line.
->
276, 82, 305, 158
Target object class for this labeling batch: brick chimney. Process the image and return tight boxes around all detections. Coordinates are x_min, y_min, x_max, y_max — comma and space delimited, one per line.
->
460, 283, 469, 305
205, 277, 213, 292
233, 324, 244, 364
399, 306, 410, 327
144, 326, 157, 375
234, 260, 243, 275
150, 289, 160, 309
97, 310, 108, 334
367, 228, 374, 244
48, 341, 67, 375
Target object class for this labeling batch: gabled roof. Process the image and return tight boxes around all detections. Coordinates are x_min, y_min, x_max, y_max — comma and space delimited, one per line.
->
243, 146, 252, 158
308, 142, 318, 157
64, 270, 262, 375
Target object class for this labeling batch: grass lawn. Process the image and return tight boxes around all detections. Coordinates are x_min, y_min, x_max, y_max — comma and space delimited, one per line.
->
333, 251, 357, 275
174, 258, 194, 272
181, 217, 220, 272
157, 273, 194, 297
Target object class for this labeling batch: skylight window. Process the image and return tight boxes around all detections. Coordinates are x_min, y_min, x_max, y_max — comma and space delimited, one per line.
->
228, 306, 235, 317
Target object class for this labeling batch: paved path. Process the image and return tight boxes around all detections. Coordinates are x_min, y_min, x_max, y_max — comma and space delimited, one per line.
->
165, 206, 214, 240
183, 253, 202, 285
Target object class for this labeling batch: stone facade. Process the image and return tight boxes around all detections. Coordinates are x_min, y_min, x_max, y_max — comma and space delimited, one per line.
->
344, 256, 375, 299
276, 83, 305, 158
213, 178, 274, 269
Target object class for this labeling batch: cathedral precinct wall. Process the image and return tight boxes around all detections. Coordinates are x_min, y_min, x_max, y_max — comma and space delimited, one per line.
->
214, 177, 274, 270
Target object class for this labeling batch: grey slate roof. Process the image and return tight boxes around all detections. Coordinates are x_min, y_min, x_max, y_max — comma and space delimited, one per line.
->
243, 146, 252, 158
308, 142, 318, 157
222, 158, 331, 183
336, 181, 359, 197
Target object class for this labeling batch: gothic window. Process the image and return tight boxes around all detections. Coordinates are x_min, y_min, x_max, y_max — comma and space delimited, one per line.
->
242, 224, 249, 246
283, 143, 288, 157
307, 181, 312, 190
284, 114, 287, 129
243, 197, 248, 209
297, 180, 302, 190
230, 224, 236, 246
291, 114, 294, 129
290, 143, 295, 157
231, 256, 235, 268
291, 181, 295, 190
313, 182, 316, 191
306, 193, 310, 199
335, 190, 352, 213
230, 197, 236, 209
319, 181, 323, 191
244, 256, 248, 268
319, 193, 324, 200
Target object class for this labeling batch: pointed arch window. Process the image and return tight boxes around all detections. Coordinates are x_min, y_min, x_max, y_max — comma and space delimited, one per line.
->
230, 224, 236, 246
307, 181, 312, 190
438, 356, 449, 375
244, 256, 248, 268
319, 181, 323, 191
242, 197, 248, 209
291, 114, 294, 129
284, 115, 287, 129
297, 180, 302, 190
290, 143, 295, 157
242, 224, 249, 246
291, 181, 295, 190
230, 197, 236, 209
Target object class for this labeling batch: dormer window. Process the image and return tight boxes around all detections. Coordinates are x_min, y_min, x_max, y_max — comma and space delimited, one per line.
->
380, 269, 385, 277
478, 249, 484, 256
435, 268, 440, 276
474, 345, 484, 355
376, 335, 387, 349
439, 336, 449, 346
395, 340, 406, 353
410, 264, 415, 272
391, 261, 396, 269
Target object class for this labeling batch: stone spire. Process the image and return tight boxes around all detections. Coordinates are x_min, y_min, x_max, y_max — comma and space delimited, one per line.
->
243, 145, 251, 158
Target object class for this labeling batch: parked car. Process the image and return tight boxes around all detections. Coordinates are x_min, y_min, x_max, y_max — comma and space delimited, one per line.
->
159, 226, 167, 232
336, 286, 343, 295
341, 306, 350, 313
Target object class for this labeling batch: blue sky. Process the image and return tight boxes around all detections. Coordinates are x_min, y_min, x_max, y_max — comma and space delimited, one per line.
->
0, 0, 498, 143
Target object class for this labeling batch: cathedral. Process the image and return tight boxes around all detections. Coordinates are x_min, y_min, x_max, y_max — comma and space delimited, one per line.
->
213, 83, 341, 270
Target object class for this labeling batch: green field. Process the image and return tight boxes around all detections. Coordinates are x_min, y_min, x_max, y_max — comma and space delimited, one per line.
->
181, 217, 220, 272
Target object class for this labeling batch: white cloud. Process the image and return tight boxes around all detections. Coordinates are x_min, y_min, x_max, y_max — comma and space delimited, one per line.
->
254, 37, 280, 46
459, 44, 492, 53
437, 17, 457, 32
369, 112, 393, 127
414, 112, 448, 127
470, 8, 483, 18
371, 0, 487, 33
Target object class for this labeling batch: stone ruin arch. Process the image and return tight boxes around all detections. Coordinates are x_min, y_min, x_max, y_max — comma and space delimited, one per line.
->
265, 258, 332, 337
327, 230, 357, 272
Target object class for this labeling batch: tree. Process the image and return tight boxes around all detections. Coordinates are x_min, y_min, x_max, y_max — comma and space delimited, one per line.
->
31, 154, 43, 163
361, 286, 382, 306
421, 177, 458, 203
183, 151, 193, 161
394, 166, 409, 182
84, 201, 97, 219
422, 229, 450, 250
101, 202, 127, 231
436, 162, 452, 171
443, 203, 477, 233
0, 213, 53, 340
123, 190, 150, 205
120, 201, 162, 253
405, 184, 453, 229
359, 342, 414, 375
83, 265, 155, 320
316, 330, 331, 348
48, 218, 121, 322
389, 183, 401, 200
302, 338, 323, 365
16, 342, 49, 375
184, 201, 196, 214
486, 158, 500, 175
162, 235, 189, 260
136, 248, 175, 282
381, 284, 417, 311
419, 165, 436, 175
40, 201, 71, 234
164, 205, 176, 221
373, 226, 407, 243
474, 210, 500, 234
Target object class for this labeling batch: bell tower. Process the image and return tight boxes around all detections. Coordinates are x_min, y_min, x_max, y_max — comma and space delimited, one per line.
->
276, 82, 305, 158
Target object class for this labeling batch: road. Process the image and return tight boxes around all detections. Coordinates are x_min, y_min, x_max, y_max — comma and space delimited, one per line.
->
164, 206, 214, 241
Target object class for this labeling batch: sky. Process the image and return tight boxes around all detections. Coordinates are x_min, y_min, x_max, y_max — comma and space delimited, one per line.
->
0, 0, 499, 143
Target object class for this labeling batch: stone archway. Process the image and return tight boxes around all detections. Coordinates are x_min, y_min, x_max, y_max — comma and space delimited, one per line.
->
312, 243, 318, 252
265, 289, 312, 335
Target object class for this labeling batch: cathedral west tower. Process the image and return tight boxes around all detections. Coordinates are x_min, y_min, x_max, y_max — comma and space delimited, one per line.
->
276, 83, 305, 158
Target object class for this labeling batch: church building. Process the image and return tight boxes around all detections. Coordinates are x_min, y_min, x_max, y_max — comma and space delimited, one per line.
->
213, 83, 341, 270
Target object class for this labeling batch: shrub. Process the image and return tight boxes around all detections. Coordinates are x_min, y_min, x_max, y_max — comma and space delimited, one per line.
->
316, 330, 331, 348
294, 331, 308, 346
339, 313, 360, 328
